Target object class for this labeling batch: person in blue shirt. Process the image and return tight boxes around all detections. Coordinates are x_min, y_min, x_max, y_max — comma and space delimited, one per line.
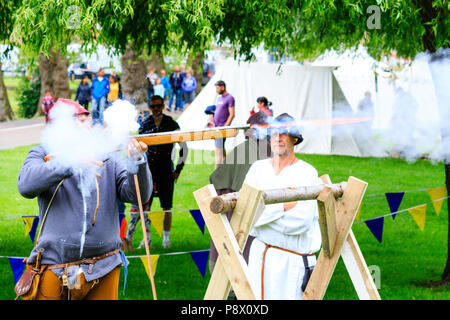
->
91, 68, 110, 126
181, 70, 197, 106
159, 69, 171, 102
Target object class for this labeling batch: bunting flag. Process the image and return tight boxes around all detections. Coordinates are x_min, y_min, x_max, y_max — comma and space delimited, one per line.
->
408, 204, 427, 232
355, 206, 361, 221
427, 187, 446, 216
189, 250, 209, 277
9, 257, 25, 284
365, 217, 384, 243
148, 212, 165, 237
21, 216, 39, 243
140, 255, 160, 280
119, 213, 127, 239
189, 209, 206, 234
385, 192, 405, 220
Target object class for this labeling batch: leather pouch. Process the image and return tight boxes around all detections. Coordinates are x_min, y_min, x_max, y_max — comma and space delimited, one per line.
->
14, 265, 45, 300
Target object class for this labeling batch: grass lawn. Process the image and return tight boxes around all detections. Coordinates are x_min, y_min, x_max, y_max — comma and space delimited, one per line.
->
0, 146, 448, 300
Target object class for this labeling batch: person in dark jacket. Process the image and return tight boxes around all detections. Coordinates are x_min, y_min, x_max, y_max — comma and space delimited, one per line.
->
75, 75, 91, 110
168, 65, 184, 112
122, 95, 188, 251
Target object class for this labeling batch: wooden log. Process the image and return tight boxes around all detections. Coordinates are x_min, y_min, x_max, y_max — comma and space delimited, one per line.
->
209, 182, 347, 213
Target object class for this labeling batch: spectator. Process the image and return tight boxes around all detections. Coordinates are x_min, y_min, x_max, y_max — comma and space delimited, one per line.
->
75, 75, 91, 111
212, 80, 235, 169
250, 96, 273, 117
145, 67, 157, 107
153, 77, 165, 98
208, 111, 271, 275
168, 65, 184, 112
107, 75, 122, 106
159, 69, 171, 102
91, 68, 110, 126
41, 90, 56, 123
122, 95, 188, 250
181, 70, 197, 106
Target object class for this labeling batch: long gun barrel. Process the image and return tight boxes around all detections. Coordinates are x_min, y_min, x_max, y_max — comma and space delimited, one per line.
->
131, 124, 251, 146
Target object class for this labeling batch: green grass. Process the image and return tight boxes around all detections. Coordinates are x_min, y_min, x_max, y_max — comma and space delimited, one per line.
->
0, 147, 449, 300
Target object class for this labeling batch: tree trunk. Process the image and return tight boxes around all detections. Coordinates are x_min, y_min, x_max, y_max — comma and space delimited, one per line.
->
188, 49, 204, 95
417, 0, 450, 283
120, 47, 148, 106
0, 62, 15, 122
146, 52, 166, 75
429, 51, 450, 283
37, 50, 70, 116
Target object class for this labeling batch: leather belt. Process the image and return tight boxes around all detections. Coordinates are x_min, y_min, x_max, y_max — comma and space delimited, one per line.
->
261, 243, 316, 300
45, 249, 120, 270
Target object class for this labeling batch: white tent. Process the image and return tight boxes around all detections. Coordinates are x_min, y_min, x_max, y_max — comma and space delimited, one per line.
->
176, 60, 388, 157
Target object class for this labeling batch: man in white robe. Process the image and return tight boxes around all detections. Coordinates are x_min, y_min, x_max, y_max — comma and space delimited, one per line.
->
244, 113, 322, 300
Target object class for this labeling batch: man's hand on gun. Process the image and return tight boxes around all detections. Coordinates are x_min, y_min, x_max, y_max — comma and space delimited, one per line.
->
128, 138, 148, 159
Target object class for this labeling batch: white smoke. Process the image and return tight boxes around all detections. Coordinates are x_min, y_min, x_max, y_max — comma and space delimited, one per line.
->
40, 99, 140, 257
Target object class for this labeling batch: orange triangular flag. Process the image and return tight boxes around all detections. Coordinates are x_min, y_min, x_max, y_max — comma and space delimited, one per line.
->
427, 187, 446, 216
140, 255, 159, 279
148, 211, 165, 237
355, 206, 361, 221
408, 204, 426, 232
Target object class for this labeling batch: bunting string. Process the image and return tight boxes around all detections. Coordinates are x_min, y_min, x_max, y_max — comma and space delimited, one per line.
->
0, 185, 446, 219
353, 196, 449, 225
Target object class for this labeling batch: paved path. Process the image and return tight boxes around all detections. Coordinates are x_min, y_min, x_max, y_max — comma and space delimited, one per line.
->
0, 117, 45, 150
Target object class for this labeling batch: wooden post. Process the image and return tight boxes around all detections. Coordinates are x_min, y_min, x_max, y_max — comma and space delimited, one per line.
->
303, 175, 380, 300
204, 183, 264, 300
317, 186, 338, 258
193, 185, 257, 299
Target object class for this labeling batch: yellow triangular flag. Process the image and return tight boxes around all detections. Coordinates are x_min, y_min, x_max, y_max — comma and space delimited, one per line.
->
408, 204, 426, 232
21, 217, 35, 237
148, 211, 165, 237
140, 255, 159, 279
355, 206, 361, 221
427, 187, 446, 216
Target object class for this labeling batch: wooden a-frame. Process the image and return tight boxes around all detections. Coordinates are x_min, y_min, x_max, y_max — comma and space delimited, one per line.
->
193, 174, 380, 300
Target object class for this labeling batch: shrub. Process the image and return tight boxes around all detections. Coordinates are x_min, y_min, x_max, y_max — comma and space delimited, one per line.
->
17, 69, 41, 119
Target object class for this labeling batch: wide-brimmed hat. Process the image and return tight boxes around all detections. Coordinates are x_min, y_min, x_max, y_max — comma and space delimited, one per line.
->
270, 113, 303, 145
52, 98, 90, 117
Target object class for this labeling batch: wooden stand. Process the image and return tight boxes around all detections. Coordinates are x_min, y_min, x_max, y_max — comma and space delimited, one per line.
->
193, 174, 381, 300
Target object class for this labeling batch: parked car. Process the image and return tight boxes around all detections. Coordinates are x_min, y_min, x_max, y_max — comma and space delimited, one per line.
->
67, 62, 99, 80
202, 62, 216, 86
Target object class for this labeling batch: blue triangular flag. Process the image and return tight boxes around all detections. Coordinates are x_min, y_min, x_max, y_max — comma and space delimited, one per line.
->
29, 217, 39, 243
119, 213, 125, 225
9, 258, 25, 284
385, 192, 404, 220
189, 209, 205, 234
189, 250, 209, 277
365, 217, 384, 243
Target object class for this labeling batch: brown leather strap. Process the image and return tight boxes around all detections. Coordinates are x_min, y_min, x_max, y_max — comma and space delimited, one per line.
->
45, 249, 120, 270
261, 243, 316, 300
